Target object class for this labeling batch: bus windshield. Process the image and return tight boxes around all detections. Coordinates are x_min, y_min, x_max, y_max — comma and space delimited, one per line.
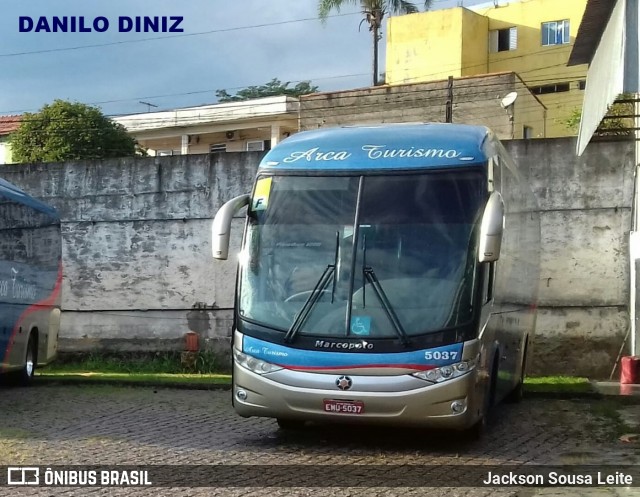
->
239, 170, 486, 339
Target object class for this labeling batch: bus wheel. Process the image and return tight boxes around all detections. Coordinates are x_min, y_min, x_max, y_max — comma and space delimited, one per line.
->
276, 418, 305, 431
506, 343, 527, 403
468, 357, 498, 439
18, 334, 37, 386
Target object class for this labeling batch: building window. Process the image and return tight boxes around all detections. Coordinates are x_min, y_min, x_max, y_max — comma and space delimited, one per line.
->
210, 143, 226, 153
489, 27, 517, 53
530, 83, 570, 95
542, 20, 570, 46
578, 80, 586, 90
156, 150, 180, 156
523, 126, 533, 139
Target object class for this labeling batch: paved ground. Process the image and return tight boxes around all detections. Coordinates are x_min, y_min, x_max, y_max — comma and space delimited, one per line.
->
0, 383, 639, 496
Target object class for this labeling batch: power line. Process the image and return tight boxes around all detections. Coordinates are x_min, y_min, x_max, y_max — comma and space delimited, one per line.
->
7, 93, 585, 144
4, 76, 586, 131
10, 67, 581, 118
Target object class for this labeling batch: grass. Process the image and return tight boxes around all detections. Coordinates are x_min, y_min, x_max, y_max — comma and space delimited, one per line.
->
36, 371, 231, 387
0, 428, 35, 439
40, 350, 225, 375
36, 353, 596, 395
523, 375, 593, 394
36, 351, 231, 387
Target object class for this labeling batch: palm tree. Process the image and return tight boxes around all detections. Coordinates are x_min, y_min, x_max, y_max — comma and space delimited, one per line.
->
319, 0, 432, 86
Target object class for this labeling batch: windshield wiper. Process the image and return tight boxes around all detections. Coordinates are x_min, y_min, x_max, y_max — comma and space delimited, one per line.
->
284, 232, 340, 344
363, 266, 411, 347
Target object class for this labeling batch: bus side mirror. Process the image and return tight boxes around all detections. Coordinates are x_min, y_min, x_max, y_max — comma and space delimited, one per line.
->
212, 194, 250, 260
478, 191, 504, 263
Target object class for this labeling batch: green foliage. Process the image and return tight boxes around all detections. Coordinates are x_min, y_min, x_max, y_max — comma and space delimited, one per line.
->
318, 0, 432, 21
318, 0, 432, 86
564, 93, 634, 136
216, 78, 319, 102
10, 100, 137, 163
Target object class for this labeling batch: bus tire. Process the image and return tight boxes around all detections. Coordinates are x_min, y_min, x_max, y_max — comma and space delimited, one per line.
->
469, 355, 498, 439
17, 333, 37, 386
276, 418, 305, 430
506, 341, 527, 403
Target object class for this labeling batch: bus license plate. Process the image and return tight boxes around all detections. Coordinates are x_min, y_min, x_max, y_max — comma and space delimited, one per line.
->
323, 400, 365, 414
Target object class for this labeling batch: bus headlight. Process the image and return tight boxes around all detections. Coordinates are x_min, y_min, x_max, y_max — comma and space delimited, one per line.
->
233, 348, 283, 374
412, 357, 477, 383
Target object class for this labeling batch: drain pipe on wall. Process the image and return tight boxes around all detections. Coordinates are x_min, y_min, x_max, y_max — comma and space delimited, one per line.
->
631, 95, 640, 358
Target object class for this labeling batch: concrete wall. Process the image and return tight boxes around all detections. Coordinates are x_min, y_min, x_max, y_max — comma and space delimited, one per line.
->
299, 73, 547, 140
0, 153, 261, 364
506, 137, 634, 377
0, 136, 633, 377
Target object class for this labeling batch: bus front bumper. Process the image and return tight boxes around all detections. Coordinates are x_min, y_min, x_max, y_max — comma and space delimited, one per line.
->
233, 364, 481, 429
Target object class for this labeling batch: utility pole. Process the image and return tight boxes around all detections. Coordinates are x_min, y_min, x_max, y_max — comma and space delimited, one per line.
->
139, 101, 158, 113
446, 76, 453, 123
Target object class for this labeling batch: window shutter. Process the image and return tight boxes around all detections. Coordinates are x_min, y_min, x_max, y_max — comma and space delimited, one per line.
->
489, 30, 498, 53
562, 20, 570, 43
509, 27, 518, 50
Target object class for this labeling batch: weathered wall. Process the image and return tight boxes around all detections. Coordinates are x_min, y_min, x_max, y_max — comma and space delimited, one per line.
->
506, 137, 634, 378
0, 137, 633, 377
0, 153, 262, 364
299, 73, 547, 140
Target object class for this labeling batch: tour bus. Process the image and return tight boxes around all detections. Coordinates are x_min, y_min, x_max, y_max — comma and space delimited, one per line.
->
0, 179, 62, 384
212, 123, 540, 432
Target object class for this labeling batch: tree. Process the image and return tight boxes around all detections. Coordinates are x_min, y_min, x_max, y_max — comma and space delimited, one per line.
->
216, 78, 319, 102
10, 100, 137, 163
564, 94, 634, 137
319, 0, 432, 86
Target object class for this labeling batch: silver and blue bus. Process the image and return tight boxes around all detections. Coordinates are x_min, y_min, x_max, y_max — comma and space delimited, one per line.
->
0, 179, 62, 384
212, 123, 539, 432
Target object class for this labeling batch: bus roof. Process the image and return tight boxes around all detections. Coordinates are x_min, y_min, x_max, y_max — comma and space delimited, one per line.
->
0, 178, 59, 218
259, 123, 493, 171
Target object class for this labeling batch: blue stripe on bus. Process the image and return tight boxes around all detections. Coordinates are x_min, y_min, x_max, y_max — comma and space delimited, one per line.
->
258, 124, 490, 171
242, 335, 463, 371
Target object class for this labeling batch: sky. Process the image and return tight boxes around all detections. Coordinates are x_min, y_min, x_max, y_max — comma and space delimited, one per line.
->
0, 0, 487, 117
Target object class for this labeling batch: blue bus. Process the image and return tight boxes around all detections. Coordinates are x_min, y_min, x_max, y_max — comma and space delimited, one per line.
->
0, 179, 62, 384
212, 123, 540, 433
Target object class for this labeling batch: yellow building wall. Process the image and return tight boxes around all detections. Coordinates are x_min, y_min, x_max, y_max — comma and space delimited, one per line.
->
386, 0, 589, 137
386, 9, 465, 84
460, 10, 489, 77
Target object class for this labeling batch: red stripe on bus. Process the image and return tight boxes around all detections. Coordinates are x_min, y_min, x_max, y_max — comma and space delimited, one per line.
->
2, 262, 63, 370
284, 363, 438, 371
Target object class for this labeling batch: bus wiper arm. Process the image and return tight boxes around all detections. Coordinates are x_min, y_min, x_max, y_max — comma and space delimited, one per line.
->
284, 265, 335, 343
284, 232, 340, 343
363, 267, 411, 347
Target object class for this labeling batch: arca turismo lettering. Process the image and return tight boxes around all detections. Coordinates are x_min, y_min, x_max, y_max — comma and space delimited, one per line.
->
362, 145, 462, 160
281, 147, 352, 163
18, 16, 184, 33
279, 145, 462, 163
